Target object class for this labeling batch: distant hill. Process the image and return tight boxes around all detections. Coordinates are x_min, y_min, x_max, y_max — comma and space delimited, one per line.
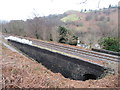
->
61, 14, 80, 22
60, 7, 118, 45
61, 7, 117, 32
1, 7, 118, 47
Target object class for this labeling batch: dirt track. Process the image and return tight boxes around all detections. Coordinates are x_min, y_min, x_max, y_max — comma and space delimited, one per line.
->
1, 44, 119, 88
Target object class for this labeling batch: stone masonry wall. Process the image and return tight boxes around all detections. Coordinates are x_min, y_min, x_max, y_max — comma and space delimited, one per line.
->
8, 40, 106, 80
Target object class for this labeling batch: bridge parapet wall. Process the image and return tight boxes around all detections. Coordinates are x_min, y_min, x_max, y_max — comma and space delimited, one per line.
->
8, 40, 106, 80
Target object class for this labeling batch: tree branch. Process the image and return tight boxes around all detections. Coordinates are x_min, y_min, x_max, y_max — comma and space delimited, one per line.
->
79, 0, 87, 4
98, 0, 101, 8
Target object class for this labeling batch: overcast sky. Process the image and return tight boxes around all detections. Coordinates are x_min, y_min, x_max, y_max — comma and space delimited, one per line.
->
0, 0, 119, 21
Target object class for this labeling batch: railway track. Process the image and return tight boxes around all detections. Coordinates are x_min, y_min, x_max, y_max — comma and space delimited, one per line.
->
3, 34, 119, 63
31, 39, 119, 63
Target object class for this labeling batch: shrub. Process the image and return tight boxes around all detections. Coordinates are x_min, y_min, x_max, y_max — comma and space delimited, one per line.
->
58, 26, 78, 45
58, 26, 68, 43
107, 17, 110, 22
79, 22, 83, 27
99, 16, 105, 21
99, 37, 120, 52
85, 16, 92, 21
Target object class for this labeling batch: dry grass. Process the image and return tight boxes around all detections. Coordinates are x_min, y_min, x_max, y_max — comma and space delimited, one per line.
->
1, 44, 119, 88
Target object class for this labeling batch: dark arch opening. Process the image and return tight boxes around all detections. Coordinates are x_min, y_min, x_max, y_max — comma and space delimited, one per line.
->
83, 74, 97, 81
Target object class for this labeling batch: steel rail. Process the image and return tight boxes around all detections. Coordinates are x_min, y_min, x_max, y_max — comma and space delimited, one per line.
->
32, 40, 119, 63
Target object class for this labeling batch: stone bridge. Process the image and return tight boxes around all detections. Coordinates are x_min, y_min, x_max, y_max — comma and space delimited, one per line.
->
8, 40, 107, 81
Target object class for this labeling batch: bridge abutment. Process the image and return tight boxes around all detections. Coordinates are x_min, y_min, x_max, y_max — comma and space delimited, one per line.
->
8, 40, 107, 81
